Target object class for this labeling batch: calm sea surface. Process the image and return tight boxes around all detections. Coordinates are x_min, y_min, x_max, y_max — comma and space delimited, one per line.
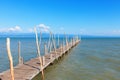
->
0, 37, 120, 80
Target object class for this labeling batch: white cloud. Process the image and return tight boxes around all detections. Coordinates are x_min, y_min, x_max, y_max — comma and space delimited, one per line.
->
28, 28, 34, 32
27, 24, 51, 33
0, 26, 22, 33
8, 26, 22, 32
37, 24, 50, 33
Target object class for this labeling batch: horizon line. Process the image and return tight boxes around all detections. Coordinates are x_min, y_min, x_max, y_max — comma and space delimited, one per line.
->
0, 33, 120, 37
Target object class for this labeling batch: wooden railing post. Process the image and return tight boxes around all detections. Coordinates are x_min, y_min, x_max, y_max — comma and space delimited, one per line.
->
34, 27, 44, 80
44, 43, 48, 55
60, 44, 62, 55
50, 42, 53, 60
58, 34, 59, 48
47, 33, 51, 52
62, 40, 64, 53
6, 38, 14, 80
18, 41, 23, 64
51, 33, 57, 58
42, 56, 45, 66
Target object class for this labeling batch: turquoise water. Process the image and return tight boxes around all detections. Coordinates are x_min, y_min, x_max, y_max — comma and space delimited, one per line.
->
0, 37, 120, 80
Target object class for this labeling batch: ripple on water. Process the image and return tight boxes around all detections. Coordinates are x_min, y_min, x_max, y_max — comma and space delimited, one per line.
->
105, 57, 120, 64
102, 68, 120, 80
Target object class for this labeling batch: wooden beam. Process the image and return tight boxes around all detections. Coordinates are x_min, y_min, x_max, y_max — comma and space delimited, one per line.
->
6, 38, 14, 80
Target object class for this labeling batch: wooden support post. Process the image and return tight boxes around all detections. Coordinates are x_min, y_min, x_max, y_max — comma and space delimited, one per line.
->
44, 43, 48, 55
42, 56, 45, 66
65, 33, 68, 51
6, 38, 14, 80
53, 41, 56, 52
73, 38, 75, 45
39, 32, 42, 48
54, 36, 57, 58
72, 38, 74, 46
50, 42, 53, 60
34, 27, 44, 80
60, 44, 62, 55
47, 33, 51, 52
62, 40, 64, 53
18, 41, 23, 64
67, 36, 68, 50
51, 33, 57, 57
58, 34, 59, 48
53, 34, 56, 52
50, 42, 52, 52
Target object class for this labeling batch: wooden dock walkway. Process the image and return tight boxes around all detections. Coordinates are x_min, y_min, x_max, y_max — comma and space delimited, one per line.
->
0, 40, 80, 80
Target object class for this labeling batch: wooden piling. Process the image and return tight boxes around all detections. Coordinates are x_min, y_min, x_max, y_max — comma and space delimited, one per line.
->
44, 43, 48, 55
51, 33, 57, 57
47, 32, 51, 52
39, 32, 42, 47
53, 34, 56, 52
58, 34, 59, 48
34, 27, 44, 80
60, 44, 62, 55
50, 42, 53, 60
42, 56, 45, 66
6, 38, 14, 80
18, 41, 23, 64
62, 40, 64, 53
50, 41, 52, 53
64, 33, 68, 50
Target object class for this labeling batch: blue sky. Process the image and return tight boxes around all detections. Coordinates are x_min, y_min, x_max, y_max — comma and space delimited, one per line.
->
0, 0, 120, 36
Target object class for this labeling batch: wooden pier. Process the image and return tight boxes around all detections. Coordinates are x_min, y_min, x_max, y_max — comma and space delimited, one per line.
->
0, 39, 80, 80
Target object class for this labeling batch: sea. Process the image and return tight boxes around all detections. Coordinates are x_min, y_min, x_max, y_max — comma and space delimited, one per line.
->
0, 34, 120, 80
